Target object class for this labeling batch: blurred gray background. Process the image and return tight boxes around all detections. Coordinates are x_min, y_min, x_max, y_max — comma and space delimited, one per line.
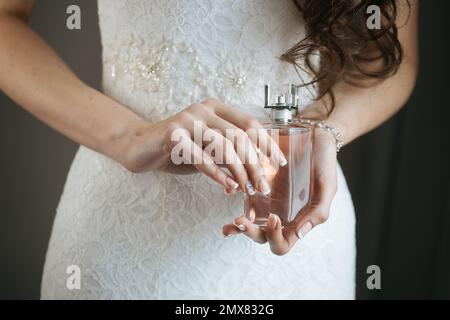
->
1, 0, 449, 299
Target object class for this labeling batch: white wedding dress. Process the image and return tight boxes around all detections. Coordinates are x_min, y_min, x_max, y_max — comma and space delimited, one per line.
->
41, 0, 356, 299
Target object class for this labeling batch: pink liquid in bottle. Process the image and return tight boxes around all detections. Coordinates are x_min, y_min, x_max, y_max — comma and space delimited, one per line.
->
245, 125, 313, 226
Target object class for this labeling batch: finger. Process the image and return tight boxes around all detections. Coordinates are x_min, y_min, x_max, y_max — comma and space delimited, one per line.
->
224, 187, 239, 196
247, 123, 288, 171
188, 138, 240, 191
282, 203, 331, 248
262, 127, 288, 168
284, 137, 338, 243
203, 127, 251, 193
232, 128, 267, 195
167, 125, 239, 191
222, 224, 242, 237
234, 216, 267, 244
265, 214, 290, 255
283, 168, 336, 244
205, 114, 267, 195
222, 107, 287, 168
204, 99, 287, 168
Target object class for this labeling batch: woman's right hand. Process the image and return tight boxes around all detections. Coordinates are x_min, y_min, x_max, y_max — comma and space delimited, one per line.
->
0, 2, 284, 196
123, 98, 287, 195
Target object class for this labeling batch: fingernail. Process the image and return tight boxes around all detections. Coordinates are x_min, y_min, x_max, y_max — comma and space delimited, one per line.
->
280, 154, 288, 167
248, 208, 256, 222
224, 233, 233, 238
267, 213, 277, 230
259, 176, 270, 195
236, 224, 246, 232
297, 222, 313, 239
224, 187, 238, 195
245, 181, 256, 196
226, 177, 239, 190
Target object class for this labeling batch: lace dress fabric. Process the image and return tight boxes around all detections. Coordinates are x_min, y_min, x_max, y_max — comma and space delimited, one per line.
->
41, 0, 356, 299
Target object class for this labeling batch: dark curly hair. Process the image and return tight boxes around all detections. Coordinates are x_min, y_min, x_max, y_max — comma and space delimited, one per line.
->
280, 0, 410, 115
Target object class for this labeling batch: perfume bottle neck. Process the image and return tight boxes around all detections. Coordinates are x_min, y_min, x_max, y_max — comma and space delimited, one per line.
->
270, 109, 292, 124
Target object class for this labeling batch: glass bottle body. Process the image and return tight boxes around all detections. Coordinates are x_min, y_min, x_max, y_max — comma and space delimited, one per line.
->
244, 122, 313, 227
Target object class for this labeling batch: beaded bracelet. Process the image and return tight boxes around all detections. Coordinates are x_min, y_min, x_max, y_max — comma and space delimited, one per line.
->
294, 118, 344, 153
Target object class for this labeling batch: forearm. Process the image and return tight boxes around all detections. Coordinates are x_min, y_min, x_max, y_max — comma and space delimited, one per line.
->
0, 12, 155, 167
0, 12, 255, 178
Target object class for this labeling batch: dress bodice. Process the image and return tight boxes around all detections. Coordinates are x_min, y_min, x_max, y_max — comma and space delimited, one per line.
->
97, 0, 314, 121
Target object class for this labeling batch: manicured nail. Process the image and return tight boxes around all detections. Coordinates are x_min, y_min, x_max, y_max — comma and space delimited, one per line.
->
223, 189, 234, 196
259, 176, 270, 195
297, 222, 313, 239
226, 177, 239, 190
267, 213, 277, 230
245, 181, 256, 196
236, 224, 246, 232
247, 208, 256, 222
280, 154, 288, 167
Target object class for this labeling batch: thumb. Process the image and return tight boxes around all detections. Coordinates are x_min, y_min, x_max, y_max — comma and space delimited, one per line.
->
283, 202, 332, 246
296, 204, 330, 239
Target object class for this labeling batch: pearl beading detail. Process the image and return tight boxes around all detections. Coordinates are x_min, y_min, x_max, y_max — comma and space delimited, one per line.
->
102, 36, 316, 123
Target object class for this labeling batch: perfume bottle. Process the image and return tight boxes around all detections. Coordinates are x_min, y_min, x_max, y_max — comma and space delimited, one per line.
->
244, 84, 314, 227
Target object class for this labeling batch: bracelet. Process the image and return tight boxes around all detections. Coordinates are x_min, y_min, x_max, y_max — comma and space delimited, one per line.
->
294, 118, 344, 153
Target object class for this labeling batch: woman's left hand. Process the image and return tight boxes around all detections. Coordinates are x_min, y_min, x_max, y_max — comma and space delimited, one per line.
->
222, 129, 338, 256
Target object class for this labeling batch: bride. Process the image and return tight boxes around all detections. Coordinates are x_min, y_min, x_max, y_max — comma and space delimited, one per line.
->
0, 0, 418, 299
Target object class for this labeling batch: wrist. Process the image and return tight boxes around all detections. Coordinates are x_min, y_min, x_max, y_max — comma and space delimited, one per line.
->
323, 117, 347, 149
103, 116, 151, 170
314, 127, 336, 144
117, 119, 170, 173
295, 117, 344, 153
299, 101, 349, 149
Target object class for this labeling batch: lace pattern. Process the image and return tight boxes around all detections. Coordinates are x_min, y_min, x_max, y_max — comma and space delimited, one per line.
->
41, 0, 356, 299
